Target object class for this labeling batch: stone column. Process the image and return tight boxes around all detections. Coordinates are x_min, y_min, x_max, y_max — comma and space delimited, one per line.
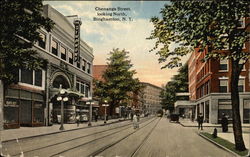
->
0, 80, 4, 155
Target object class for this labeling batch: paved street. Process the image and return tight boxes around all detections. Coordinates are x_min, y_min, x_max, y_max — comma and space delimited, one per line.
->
2, 117, 234, 157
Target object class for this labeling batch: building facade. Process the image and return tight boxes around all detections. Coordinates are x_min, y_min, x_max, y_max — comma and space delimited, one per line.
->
140, 82, 163, 115
188, 17, 250, 124
3, 4, 94, 129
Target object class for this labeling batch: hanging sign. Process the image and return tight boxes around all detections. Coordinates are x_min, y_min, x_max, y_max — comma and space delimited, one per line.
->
74, 19, 82, 62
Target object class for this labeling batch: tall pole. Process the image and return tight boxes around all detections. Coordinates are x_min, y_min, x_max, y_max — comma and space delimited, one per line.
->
59, 99, 64, 130
0, 80, 4, 156
104, 106, 107, 124
88, 100, 92, 126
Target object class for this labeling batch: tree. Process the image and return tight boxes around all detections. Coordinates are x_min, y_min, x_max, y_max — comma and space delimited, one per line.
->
0, 0, 53, 155
94, 48, 142, 116
160, 64, 188, 112
148, 1, 249, 151
0, 0, 54, 84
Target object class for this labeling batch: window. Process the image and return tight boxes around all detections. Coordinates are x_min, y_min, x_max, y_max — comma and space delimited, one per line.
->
68, 51, 73, 64
51, 40, 58, 56
85, 84, 90, 97
238, 79, 244, 92
218, 100, 232, 123
20, 69, 44, 88
87, 63, 91, 74
60, 46, 66, 60
81, 83, 85, 94
82, 59, 86, 71
219, 79, 228, 93
239, 59, 245, 70
4, 98, 19, 124
77, 57, 81, 68
219, 59, 228, 71
21, 69, 33, 84
38, 33, 46, 49
237, 17, 245, 28
35, 70, 42, 87
33, 101, 44, 123
76, 82, 80, 92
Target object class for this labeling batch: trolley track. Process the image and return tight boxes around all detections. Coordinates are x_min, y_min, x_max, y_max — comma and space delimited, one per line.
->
54, 117, 160, 157
50, 117, 157, 157
5, 117, 154, 157
93, 117, 161, 157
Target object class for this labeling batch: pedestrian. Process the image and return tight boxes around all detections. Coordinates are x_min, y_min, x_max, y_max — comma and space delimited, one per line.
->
197, 113, 204, 130
221, 113, 228, 132
94, 111, 98, 122
130, 112, 134, 121
133, 114, 139, 129
76, 114, 80, 127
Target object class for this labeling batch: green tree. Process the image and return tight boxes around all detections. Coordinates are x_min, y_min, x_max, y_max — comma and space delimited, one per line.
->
160, 64, 188, 112
0, 0, 54, 84
94, 48, 141, 116
148, 1, 249, 151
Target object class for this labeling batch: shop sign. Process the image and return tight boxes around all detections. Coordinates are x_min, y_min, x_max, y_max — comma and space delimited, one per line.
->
73, 19, 82, 62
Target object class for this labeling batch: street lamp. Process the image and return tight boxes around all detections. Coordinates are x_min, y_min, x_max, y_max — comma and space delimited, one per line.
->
57, 84, 68, 130
86, 97, 93, 127
102, 100, 109, 124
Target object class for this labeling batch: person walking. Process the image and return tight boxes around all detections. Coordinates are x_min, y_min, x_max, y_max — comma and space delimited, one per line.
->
221, 113, 228, 132
76, 114, 80, 127
133, 114, 139, 129
197, 113, 204, 130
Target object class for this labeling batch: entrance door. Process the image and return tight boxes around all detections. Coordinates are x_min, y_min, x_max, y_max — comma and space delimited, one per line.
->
205, 101, 209, 123
20, 100, 32, 126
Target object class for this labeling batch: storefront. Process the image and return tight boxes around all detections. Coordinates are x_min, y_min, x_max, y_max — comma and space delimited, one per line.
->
4, 87, 45, 129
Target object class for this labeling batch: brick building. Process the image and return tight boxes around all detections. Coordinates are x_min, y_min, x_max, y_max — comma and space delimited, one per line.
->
188, 17, 250, 124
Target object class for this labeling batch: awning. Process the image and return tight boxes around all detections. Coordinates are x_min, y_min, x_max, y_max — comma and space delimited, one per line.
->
49, 88, 85, 100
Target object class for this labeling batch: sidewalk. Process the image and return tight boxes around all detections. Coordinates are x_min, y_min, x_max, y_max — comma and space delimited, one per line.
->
179, 118, 250, 128
1, 119, 122, 142
179, 119, 250, 149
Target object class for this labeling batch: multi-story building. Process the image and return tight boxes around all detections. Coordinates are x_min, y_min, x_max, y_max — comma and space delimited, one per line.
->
188, 17, 250, 124
3, 4, 94, 129
140, 82, 163, 115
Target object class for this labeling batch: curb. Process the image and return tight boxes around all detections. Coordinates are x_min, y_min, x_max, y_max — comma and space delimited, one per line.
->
198, 132, 241, 157
179, 122, 250, 128
2, 119, 128, 143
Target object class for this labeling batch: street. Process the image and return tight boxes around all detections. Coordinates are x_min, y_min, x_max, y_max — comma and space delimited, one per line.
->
2, 117, 234, 157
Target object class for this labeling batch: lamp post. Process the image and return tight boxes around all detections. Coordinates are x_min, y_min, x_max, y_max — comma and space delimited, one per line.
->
102, 100, 109, 124
86, 97, 92, 127
57, 84, 68, 131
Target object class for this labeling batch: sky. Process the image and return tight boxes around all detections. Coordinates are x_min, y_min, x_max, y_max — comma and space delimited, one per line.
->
43, 1, 188, 87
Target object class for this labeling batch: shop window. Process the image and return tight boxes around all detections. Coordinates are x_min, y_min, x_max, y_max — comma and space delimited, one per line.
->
38, 32, 46, 49
238, 79, 244, 92
4, 98, 19, 124
219, 59, 228, 71
219, 79, 228, 93
243, 100, 250, 123
68, 51, 73, 64
21, 68, 33, 85
218, 100, 232, 123
35, 70, 42, 87
51, 40, 58, 56
60, 46, 66, 61
82, 59, 86, 71
33, 101, 44, 123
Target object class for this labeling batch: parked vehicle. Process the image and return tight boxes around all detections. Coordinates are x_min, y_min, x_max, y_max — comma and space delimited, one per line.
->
169, 114, 179, 122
